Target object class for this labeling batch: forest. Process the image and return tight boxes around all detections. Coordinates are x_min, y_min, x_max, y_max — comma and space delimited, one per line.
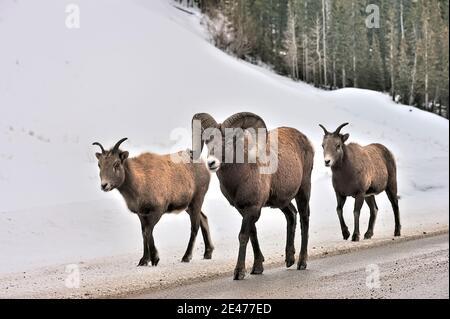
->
189, 0, 449, 118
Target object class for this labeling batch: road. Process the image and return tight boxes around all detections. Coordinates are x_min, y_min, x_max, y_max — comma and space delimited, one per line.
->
133, 234, 449, 299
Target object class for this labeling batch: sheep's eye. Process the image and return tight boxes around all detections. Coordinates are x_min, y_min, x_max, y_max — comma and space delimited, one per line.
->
336, 144, 341, 150
98, 163, 101, 168
321, 144, 324, 149
113, 162, 120, 170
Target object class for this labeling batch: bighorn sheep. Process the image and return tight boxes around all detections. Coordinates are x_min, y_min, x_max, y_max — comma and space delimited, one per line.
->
93, 138, 214, 266
191, 112, 314, 280
319, 123, 401, 241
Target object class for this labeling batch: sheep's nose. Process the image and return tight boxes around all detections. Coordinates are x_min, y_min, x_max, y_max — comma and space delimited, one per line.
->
101, 183, 109, 191
324, 159, 331, 166
208, 159, 217, 169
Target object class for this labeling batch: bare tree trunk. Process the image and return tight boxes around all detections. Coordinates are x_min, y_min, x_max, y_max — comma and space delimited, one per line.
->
313, 63, 317, 86
322, 0, 328, 87
315, 15, 322, 86
304, 35, 309, 82
400, 0, 405, 40
351, 0, 357, 87
303, 0, 309, 82
293, 19, 299, 79
424, 18, 429, 109
409, 52, 418, 105
342, 66, 346, 88
389, 15, 396, 97
409, 27, 418, 105
333, 54, 336, 88
286, 3, 299, 80
434, 86, 440, 113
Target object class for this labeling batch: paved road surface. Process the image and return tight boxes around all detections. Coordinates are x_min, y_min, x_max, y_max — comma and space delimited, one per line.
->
133, 234, 449, 299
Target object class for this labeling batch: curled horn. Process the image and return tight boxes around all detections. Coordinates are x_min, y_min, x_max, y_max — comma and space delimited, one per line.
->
222, 112, 267, 133
318, 124, 330, 135
191, 113, 219, 159
334, 123, 349, 135
92, 142, 106, 153
112, 137, 128, 152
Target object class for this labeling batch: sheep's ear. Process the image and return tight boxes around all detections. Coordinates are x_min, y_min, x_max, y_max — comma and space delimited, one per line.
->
341, 134, 350, 143
120, 151, 129, 162
95, 153, 102, 160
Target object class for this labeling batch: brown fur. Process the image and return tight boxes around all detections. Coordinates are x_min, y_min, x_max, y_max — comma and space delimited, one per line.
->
119, 152, 209, 214
331, 143, 397, 198
320, 125, 401, 242
217, 128, 314, 211
94, 144, 214, 267
195, 113, 314, 280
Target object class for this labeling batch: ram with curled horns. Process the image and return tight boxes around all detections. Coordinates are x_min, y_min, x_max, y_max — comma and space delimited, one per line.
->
191, 112, 314, 280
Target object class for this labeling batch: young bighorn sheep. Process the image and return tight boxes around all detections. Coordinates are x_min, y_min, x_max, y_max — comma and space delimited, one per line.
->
319, 123, 401, 241
192, 112, 314, 280
93, 138, 214, 266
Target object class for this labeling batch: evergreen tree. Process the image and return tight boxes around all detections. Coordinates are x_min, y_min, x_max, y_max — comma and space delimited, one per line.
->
208, 0, 449, 118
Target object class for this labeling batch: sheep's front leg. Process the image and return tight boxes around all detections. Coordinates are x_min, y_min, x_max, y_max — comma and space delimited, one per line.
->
182, 209, 201, 263
352, 196, 365, 242
138, 212, 162, 266
249, 221, 264, 275
234, 207, 260, 280
336, 193, 350, 240
138, 215, 150, 266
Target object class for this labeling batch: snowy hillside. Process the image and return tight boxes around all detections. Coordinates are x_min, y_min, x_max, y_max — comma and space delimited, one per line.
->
0, 0, 448, 276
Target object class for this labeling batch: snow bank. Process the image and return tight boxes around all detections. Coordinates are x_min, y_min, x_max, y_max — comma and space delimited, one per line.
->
0, 0, 448, 275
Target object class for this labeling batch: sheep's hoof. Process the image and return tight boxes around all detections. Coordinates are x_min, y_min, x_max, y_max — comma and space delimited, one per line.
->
285, 255, 295, 268
233, 268, 246, 280
203, 249, 214, 260
181, 255, 192, 263
364, 231, 374, 239
394, 229, 401, 237
251, 262, 264, 275
343, 229, 351, 240
137, 257, 149, 267
352, 234, 360, 242
151, 256, 160, 266
297, 260, 307, 270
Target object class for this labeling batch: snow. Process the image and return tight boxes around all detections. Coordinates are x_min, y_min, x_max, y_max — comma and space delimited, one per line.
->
0, 0, 448, 286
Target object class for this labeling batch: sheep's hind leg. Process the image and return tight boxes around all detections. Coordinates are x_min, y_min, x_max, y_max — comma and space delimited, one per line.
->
295, 186, 311, 270
199, 212, 214, 259
364, 196, 378, 239
386, 187, 401, 237
281, 203, 297, 268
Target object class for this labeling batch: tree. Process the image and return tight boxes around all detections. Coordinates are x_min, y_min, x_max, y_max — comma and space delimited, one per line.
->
284, 0, 299, 79
321, 0, 328, 87
208, 0, 449, 118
